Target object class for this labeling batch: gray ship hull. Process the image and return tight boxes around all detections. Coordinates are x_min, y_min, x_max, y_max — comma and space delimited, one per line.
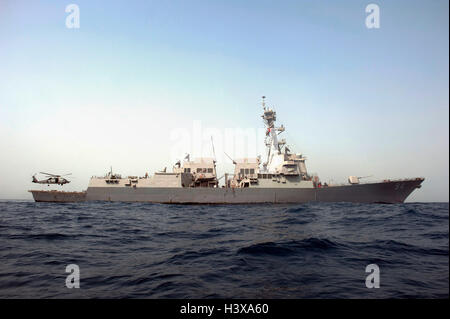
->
29, 190, 86, 202
30, 178, 424, 204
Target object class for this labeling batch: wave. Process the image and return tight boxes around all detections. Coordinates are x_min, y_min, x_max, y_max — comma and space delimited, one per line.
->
362, 239, 449, 256
166, 248, 225, 264
8, 233, 75, 240
237, 238, 341, 256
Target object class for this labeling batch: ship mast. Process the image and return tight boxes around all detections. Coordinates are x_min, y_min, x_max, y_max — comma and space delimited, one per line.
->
261, 96, 285, 172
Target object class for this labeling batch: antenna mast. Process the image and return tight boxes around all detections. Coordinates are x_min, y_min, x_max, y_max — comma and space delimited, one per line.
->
211, 136, 217, 177
211, 136, 216, 162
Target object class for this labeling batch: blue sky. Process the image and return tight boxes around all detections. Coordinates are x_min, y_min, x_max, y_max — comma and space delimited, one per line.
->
0, 0, 448, 201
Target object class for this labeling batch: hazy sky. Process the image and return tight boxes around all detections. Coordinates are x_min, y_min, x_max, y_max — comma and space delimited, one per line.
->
0, 0, 448, 202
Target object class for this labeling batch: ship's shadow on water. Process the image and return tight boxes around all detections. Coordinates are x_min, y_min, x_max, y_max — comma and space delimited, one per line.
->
0, 201, 448, 298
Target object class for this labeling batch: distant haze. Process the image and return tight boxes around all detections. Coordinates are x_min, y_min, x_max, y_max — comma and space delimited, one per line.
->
0, 0, 448, 202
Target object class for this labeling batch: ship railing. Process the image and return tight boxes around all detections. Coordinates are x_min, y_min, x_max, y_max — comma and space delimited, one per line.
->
326, 177, 425, 187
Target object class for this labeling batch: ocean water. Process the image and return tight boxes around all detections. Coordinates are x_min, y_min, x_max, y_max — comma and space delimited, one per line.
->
0, 201, 448, 299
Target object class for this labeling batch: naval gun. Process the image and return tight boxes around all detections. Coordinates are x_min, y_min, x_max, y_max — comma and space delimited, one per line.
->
348, 175, 373, 185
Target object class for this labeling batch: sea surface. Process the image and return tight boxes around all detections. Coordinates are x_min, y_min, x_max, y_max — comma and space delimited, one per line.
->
0, 201, 448, 298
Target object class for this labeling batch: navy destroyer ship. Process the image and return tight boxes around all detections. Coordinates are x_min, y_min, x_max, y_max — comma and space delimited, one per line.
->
30, 97, 424, 203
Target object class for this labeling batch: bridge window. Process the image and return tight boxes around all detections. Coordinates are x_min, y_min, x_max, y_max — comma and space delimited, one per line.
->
207, 168, 213, 173
197, 168, 202, 173
250, 169, 255, 174
245, 169, 249, 174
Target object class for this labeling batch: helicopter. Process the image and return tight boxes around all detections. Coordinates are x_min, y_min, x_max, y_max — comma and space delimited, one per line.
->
32, 172, 72, 186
